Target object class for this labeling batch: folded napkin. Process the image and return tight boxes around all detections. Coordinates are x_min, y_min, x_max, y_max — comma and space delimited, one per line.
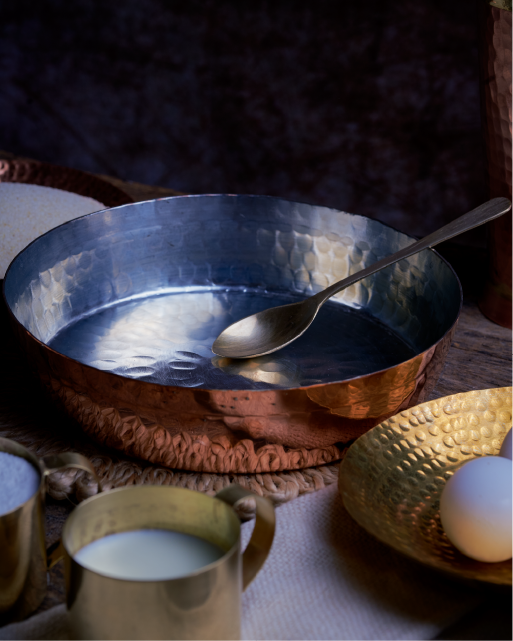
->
0, 484, 485, 640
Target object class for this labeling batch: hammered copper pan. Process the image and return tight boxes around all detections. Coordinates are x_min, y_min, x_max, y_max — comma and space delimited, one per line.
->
3, 195, 462, 473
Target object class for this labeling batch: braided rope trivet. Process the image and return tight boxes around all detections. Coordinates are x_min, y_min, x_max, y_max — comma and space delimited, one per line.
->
0, 414, 343, 519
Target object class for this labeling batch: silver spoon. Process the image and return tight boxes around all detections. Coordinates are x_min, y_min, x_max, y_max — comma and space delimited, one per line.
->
212, 197, 511, 359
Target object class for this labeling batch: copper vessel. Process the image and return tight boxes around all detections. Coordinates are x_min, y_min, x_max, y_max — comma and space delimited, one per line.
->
3, 195, 462, 473
0, 158, 133, 209
478, 0, 512, 328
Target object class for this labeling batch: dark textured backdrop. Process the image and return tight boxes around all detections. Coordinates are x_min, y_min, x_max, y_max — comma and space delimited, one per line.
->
0, 0, 486, 241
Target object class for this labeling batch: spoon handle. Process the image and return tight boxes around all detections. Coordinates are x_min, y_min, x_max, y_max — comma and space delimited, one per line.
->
315, 197, 511, 306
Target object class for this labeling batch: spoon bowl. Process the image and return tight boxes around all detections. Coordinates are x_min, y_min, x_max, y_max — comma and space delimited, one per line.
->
213, 297, 320, 359
213, 198, 511, 359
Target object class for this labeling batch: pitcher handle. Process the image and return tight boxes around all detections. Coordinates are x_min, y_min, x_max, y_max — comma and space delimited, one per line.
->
215, 484, 275, 590
41, 452, 101, 569
41, 452, 101, 488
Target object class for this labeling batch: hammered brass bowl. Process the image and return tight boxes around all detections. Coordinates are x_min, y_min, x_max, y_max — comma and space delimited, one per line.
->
339, 387, 512, 586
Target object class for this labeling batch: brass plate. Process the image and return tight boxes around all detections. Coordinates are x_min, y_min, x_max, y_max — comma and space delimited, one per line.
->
339, 387, 512, 586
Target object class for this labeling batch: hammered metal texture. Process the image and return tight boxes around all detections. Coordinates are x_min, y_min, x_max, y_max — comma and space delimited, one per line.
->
3, 195, 462, 472
488, 1, 512, 10
48, 291, 415, 390
339, 387, 512, 586
478, 4, 512, 327
0, 159, 133, 209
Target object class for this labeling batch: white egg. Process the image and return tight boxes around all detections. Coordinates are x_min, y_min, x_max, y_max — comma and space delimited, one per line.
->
440, 456, 512, 563
499, 428, 512, 460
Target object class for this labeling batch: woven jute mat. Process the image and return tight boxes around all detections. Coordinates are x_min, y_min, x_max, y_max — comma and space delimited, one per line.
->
0, 303, 342, 516
0, 404, 341, 518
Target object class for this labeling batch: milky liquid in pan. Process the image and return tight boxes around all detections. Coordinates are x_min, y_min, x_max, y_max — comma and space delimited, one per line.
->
49, 287, 416, 391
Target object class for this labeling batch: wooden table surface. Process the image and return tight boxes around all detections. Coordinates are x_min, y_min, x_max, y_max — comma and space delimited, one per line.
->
0, 152, 511, 637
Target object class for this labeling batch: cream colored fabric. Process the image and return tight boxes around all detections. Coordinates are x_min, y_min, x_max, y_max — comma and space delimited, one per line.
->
0, 485, 483, 640
240, 484, 482, 640
0, 604, 69, 640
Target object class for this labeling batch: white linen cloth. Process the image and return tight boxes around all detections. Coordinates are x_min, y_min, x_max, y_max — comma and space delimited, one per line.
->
0, 484, 484, 640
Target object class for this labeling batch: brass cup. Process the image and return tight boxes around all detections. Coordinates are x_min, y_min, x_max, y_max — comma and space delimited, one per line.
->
0, 437, 98, 625
59, 484, 275, 640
